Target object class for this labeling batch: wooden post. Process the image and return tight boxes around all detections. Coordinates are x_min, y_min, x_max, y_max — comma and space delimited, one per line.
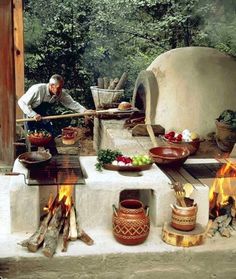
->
0, 0, 16, 164
13, 0, 25, 119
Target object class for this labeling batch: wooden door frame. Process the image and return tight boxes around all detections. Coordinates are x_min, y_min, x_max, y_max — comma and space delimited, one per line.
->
0, 0, 24, 165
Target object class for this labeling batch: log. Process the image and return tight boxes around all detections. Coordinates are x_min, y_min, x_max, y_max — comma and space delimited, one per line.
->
18, 194, 59, 251
69, 205, 78, 241
115, 72, 128, 90
207, 219, 219, 238
162, 222, 206, 247
103, 77, 109, 89
231, 218, 236, 230
18, 211, 52, 251
108, 77, 119, 90
61, 217, 70, 252
218, 216, 232, 237
42, 204, 64, 257
132, 124, 165, 137
76, 209, 94, 245
97, 77, 104, 89
79, 230, 94, 246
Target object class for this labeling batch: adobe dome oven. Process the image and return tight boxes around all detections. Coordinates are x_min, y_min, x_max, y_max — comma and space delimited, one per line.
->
132, 47, 236, 137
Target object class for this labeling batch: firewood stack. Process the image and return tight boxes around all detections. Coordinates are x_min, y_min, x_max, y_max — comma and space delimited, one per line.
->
19, 194, 94, 257
97, 72, 128, 90
208, 195, 236, 238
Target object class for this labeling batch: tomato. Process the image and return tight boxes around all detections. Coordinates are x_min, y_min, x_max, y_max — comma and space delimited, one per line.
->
168, 131, 175, 138
176, 134, 183, 141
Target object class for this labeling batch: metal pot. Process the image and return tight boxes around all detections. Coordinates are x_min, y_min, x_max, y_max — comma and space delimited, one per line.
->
18, 149, 52, 168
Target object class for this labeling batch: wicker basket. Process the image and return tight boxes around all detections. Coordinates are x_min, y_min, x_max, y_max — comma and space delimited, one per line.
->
90, 86, 124, 110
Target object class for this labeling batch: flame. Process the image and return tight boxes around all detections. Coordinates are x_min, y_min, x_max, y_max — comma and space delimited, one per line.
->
43, 192, 54, 212
209, 160, 236, 207
58, 168, 78, 213
44, 157, 79, 215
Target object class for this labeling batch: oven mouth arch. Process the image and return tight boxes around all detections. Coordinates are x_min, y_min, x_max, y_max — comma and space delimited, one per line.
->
132, 70, 159, 125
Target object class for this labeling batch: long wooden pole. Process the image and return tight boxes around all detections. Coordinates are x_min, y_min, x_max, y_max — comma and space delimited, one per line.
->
15, 109, 114, 123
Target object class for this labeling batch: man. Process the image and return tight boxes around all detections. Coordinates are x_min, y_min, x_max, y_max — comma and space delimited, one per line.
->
18, 74, 93, 136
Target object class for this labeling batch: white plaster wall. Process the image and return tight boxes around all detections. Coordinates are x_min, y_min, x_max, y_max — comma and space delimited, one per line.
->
0, 175, 11, 234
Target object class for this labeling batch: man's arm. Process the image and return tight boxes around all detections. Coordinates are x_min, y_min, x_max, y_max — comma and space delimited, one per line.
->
18, 87, 40, 118
59, 92, 87, 113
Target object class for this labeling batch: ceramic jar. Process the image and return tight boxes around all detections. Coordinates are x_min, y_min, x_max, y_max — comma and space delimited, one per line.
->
61, 127, 78, 145
112, 199, 150, 245
171, 204, 198, 231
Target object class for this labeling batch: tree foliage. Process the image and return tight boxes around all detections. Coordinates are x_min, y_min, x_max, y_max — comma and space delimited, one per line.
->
24, 0, 236, 106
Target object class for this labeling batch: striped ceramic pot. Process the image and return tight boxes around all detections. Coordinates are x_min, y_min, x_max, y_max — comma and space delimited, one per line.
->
112, 199, 150, 245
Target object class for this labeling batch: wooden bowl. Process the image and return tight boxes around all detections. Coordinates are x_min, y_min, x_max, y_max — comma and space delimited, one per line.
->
149, 146, 190, 167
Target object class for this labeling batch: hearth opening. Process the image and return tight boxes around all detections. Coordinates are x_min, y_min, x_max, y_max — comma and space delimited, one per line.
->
18, 154, 94, 257
207, 160, 236, 237
134, 84, 146, 113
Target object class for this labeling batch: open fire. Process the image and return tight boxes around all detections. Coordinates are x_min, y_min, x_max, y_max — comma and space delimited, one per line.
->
208, 160, 236, 237
19, 172, 94, 257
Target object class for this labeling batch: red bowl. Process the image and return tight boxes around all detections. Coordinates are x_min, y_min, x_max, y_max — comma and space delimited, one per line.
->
27, 134, 52, 146
149, 146, 190, 167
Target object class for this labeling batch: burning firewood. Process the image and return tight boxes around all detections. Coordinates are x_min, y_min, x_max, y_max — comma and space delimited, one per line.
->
61, 217, 70, 252
19, 188, 94, 257
19, 211, 53, 252
208, 214, 234, 238
42, 203, 65, 257
218, 216, 232, 237
69, 205, 78, 241
18, 194, 60, 252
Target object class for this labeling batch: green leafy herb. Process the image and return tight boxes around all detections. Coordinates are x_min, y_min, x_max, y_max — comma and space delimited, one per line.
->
218, 110, 236, 128
95, 149, 122, 171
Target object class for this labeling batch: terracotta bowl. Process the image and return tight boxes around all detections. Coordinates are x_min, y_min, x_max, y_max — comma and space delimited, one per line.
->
168, 139, 204, 155
27, 134, 52, 146
162, 137, 204, 155
149, 146, 190, 167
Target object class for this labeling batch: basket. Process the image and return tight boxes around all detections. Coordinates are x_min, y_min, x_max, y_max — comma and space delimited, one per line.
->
90, 86, 124, 110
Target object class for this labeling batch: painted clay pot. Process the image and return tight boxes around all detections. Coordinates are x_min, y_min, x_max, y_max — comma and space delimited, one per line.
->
112, 199, 150, 245
171, 204, 198, 231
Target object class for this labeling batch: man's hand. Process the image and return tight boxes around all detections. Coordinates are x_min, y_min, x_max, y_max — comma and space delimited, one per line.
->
84, 110, 95, 126
34, 114, 42, 121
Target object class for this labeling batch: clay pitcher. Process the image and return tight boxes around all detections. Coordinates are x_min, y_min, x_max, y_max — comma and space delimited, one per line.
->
112, 199, 150, 245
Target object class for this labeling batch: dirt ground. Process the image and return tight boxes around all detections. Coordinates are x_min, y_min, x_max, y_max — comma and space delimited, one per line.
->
76, 126, 96, 156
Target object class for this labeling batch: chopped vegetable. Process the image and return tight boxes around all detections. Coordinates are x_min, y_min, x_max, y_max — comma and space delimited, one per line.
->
95, 149, 122, 171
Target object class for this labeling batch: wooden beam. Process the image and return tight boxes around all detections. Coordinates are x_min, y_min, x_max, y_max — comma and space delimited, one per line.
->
0, 0, 16, 164
13, 0, 24, 119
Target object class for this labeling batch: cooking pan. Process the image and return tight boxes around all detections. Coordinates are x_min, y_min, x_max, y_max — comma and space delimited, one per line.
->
18, 149, 52, 168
